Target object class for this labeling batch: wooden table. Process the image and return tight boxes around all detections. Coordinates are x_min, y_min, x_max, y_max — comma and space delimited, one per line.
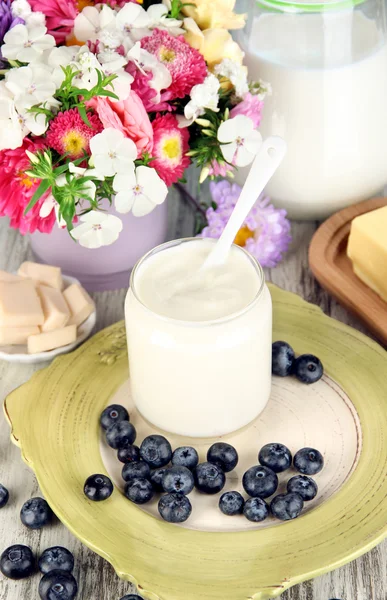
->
0, 190, 386, 600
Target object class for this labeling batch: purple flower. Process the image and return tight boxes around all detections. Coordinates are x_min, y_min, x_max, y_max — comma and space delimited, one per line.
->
0, 1, 24, 68
200, 179, 291, 268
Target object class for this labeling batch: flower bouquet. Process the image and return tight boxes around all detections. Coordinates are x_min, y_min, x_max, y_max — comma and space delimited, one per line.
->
0, 0, 272, 249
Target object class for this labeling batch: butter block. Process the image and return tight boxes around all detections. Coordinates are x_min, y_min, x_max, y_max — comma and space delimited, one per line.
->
0, 280, 44, 327
38, 285, 70, 332
347, 205, 387, 302
18, 261, 63, 290
28, 325, 77, 354
0, 326, 40, 345
0, 270, 24, 283
63, 284, 94, 326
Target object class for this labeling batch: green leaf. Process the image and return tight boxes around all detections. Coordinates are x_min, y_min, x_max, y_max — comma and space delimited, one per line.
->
24, 179, 51, 215
78, 104, 92, 128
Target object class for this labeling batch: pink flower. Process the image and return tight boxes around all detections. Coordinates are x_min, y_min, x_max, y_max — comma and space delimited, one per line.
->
151, 113, 190, 186
0, 139, 55, 235
230, 93, 264, 129
29, 0, 78, 43
208, 159, 234, 178
141, 29, 207, 100
46, 108, 103, 159
87, 91, 153, 156
127, 66, 172, 113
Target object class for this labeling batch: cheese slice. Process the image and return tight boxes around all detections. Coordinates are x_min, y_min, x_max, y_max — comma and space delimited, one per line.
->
0, 280, 44, 327
28, 325, 77, 354
0, 326, 40, 345
0, 271, 24, 283
38, 285, 70, 332
347, 205, 387, 302
18, 261, 63, 290
63, 284, 94, 326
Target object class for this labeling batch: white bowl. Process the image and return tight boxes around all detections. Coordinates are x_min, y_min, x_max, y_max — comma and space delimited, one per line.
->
0, 274, 96, 364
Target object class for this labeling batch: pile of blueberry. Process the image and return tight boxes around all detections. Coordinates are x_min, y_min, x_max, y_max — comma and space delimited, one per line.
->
272, 341, 324, 384
84, 404, 324, 524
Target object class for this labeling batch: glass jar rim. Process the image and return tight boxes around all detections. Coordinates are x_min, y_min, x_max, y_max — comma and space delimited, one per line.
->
129, 237, 266, 328
257, 0, 365, 13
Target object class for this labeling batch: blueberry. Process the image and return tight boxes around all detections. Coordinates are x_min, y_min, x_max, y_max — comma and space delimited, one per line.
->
122, 461, 151, 482
0, 545, 35, 579
20, 497, 53, 529
140, 435, 172, 468
171, 446, 199, 470
150, 467, 168, 492
258, 443, 292, 473
106, 421, 136, 449
117, 445, 141, 464
219, 491, 245, 516
158, 492, 192, 523
207, 442, 238, 473
38, 547, 74, 575
243, 497, 269, 522
125, 478, 154, 504
120, 596, 143, 600
287, 475, 318, 501
193, 462, 226, 495
271, 492, 304, 520
242, 466, 278, 498
100, 404, 129, 431
0, 483, 9, 508
39, 569, 78, 600
293, 354, 323, 384
162, 466, 194, 495
272, 341, 295, 376
294, 447, 324, 475
84, 474, 113, 501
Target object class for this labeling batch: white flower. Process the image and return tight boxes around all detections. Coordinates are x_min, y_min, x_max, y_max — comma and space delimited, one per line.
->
214, 59, 248, 99
11, 0, 31, 19
68, 162, 104, 181
74, 5, 117, 43
5, 64, 56, 106
217, 115, 262, 167
46, 46, 79, 87
126, 42, 171, 102
256, 78, 272, 101
147, 4, 184, 35
181, 74, 220, 126
115, 3, 151, 41
90, 128, 137, 178
97, 50, 133, 101
113, 165, 168, 217
71, 212, 123, 249
72, 46, 103, 91
25, 12, 46, 28
39, 195, 67, 228
2, 24, 55, 63
0, 96, 24, 151
98, 28, 124, 50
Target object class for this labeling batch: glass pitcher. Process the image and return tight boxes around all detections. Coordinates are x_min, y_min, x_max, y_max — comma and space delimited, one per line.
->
234, 0, 387, 220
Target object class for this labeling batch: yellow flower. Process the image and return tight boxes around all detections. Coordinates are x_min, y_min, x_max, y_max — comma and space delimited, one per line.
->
185, 22, 244, 68
182, 0, 245, 30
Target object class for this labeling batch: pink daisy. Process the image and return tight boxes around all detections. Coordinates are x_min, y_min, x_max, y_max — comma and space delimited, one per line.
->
29, 0, 79, 44
0, 139, 56, 235
151, 113, 190, 186
45, 108, 103, 160
127, 66, 172, 113
141, 29, 207, 101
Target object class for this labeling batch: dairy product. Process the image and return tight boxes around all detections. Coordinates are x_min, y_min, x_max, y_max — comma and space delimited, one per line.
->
0, 326, 40, 345
0, 271, 24, 283
64, 284, 95, 326
237, 11, 387, 219
18, 261, 63, 290
38, 285, 70, 332
28, 325, 77, 354
125, 239, 272, 438
0, 280, 44, 327
347, 205, 387, 301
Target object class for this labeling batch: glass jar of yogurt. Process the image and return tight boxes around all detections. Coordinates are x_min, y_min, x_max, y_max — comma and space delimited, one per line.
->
234, 0, 387, 220
125, 238, 272, 438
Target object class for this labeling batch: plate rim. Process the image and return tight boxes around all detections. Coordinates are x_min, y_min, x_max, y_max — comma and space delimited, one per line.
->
3, 284, 387, 600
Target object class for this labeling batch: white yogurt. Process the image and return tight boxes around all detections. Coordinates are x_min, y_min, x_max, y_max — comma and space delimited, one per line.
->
236, 11, 387, 219
125, 239, 272, 438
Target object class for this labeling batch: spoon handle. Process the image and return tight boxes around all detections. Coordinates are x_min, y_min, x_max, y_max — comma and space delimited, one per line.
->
202, 136, 287, 270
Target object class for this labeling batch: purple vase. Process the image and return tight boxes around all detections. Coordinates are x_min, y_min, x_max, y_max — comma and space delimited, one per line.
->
29, 200, 169, 291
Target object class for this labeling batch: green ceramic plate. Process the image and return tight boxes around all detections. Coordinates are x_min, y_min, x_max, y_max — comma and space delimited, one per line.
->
4, 285, 387, 600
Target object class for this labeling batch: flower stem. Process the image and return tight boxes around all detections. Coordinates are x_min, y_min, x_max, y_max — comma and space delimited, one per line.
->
175, 183, 207, 219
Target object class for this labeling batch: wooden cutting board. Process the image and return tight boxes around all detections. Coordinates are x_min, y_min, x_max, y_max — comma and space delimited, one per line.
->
309, 197, 387, 345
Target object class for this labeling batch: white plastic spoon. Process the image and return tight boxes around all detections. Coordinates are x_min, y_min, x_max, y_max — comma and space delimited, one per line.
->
201, 135, 287, 271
